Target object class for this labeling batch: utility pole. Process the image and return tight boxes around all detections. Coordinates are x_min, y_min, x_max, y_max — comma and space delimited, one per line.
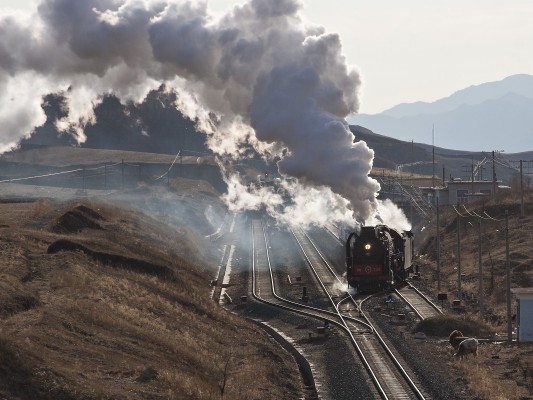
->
411, 140, 414, 177
471, 159, 474, 197
436, 197, 441, 292
432, 124, 435, 188
478, 220, 483, 318
492, 151, 497, 196
520, 160, 524, 218
104, 163, 107, 189
457, 209, 462, 301
121, 159, 124, 190
506, 210, 512, 342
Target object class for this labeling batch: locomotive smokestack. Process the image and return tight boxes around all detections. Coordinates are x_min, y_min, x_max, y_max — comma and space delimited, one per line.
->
0, 0, 383, 224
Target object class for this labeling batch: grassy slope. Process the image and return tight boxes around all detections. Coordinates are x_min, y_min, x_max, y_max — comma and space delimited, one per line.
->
417, 190, 533, 319
0, 199, 302, 400
415, 190, 533, 399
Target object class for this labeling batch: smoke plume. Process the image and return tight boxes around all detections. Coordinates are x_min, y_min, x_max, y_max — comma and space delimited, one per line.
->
0, 0, 386, 226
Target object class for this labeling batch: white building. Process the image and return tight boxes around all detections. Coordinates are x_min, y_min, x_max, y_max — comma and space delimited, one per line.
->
511, 288, 533, 342
420, 180, 500, 207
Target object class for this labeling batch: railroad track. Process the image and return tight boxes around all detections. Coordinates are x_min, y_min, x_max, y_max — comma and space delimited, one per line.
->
251, 218, 432, 399
308, 225, 441, 322
251, 218, 356, 326
289, 226, 430, 400
394, 283, 442, 320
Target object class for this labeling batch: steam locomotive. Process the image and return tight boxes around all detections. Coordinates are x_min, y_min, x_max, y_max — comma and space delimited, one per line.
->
345, 225, 414, 292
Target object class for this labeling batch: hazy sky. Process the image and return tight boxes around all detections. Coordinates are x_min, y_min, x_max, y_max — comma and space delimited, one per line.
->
1, 0, 531, 114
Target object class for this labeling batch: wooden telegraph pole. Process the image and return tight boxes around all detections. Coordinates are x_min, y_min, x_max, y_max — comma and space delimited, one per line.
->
506, 211, 512, 342
520, 160, 524, 218
436, 197, 441, 292
457, 209, 462, 301
478, 220, 483, 318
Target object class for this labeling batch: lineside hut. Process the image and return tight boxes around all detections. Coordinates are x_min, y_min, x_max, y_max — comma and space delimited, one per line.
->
511, 288, 533, 342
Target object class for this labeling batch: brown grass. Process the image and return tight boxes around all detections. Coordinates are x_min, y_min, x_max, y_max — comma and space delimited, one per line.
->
414, 314, 494, 338
0, 199, 303, 399
417, 189, 533, 399
459, 362, 528, 400
421, 338, 532, 400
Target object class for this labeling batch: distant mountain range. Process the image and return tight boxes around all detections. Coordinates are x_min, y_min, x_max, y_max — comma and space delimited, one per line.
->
347, 74, 533, 153
349, 125, 533, 185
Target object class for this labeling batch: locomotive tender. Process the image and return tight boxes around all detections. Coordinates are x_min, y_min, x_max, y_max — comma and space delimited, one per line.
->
345, 225, 414, 291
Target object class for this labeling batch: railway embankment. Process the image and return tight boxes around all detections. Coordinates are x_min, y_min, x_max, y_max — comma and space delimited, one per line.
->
0, 198, 305, 399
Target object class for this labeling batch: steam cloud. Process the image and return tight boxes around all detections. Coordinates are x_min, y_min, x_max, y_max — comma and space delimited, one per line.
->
0, 0, 406, 227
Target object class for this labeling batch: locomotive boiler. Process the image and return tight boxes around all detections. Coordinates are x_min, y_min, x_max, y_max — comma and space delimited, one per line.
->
345, 225, 414, 291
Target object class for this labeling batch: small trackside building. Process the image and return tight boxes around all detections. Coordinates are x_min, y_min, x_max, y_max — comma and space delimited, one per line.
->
511, 288, 533, 342
420, 179, 500, 207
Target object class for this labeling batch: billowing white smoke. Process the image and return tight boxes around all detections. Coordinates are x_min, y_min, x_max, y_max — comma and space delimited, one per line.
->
368, 199, 412, 232
0, 0, 390, 226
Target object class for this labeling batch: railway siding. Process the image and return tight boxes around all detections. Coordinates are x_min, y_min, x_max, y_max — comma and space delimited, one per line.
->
235, 220, 472, 399
395, 283, 443, 320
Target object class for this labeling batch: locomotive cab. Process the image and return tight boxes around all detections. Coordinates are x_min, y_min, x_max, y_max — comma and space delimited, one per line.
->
346, 225, 414, 291
346, 226, 393, 291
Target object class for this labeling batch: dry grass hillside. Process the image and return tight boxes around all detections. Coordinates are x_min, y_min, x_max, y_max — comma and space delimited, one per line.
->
417, 190, 533, 321
0, 198, 302, 400
415, 189, 533, 399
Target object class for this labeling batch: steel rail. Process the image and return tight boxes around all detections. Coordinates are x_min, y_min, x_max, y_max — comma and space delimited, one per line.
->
394, 282, 443, 320
251, 219, 389, 398
292, 226, 427, 400
251, 219, 370, 328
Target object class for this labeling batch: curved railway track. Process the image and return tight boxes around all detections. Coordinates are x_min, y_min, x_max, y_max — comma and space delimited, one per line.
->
251, 218, 366, 330
290, 226, 429, 400
252, 218, 433, 400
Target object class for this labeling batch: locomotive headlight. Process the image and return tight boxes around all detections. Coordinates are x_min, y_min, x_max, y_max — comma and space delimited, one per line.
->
364, 244, 371, 251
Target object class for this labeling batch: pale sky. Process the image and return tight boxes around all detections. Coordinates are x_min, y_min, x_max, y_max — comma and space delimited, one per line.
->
1, 0, 532, 114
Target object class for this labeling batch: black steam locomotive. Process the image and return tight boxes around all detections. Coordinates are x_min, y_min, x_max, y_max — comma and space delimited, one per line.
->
345, 225, 414, 291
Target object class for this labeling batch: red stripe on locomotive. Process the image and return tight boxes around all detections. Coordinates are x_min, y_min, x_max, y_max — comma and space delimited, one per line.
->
353, 264, 383, 275
345, 224, 415, 291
